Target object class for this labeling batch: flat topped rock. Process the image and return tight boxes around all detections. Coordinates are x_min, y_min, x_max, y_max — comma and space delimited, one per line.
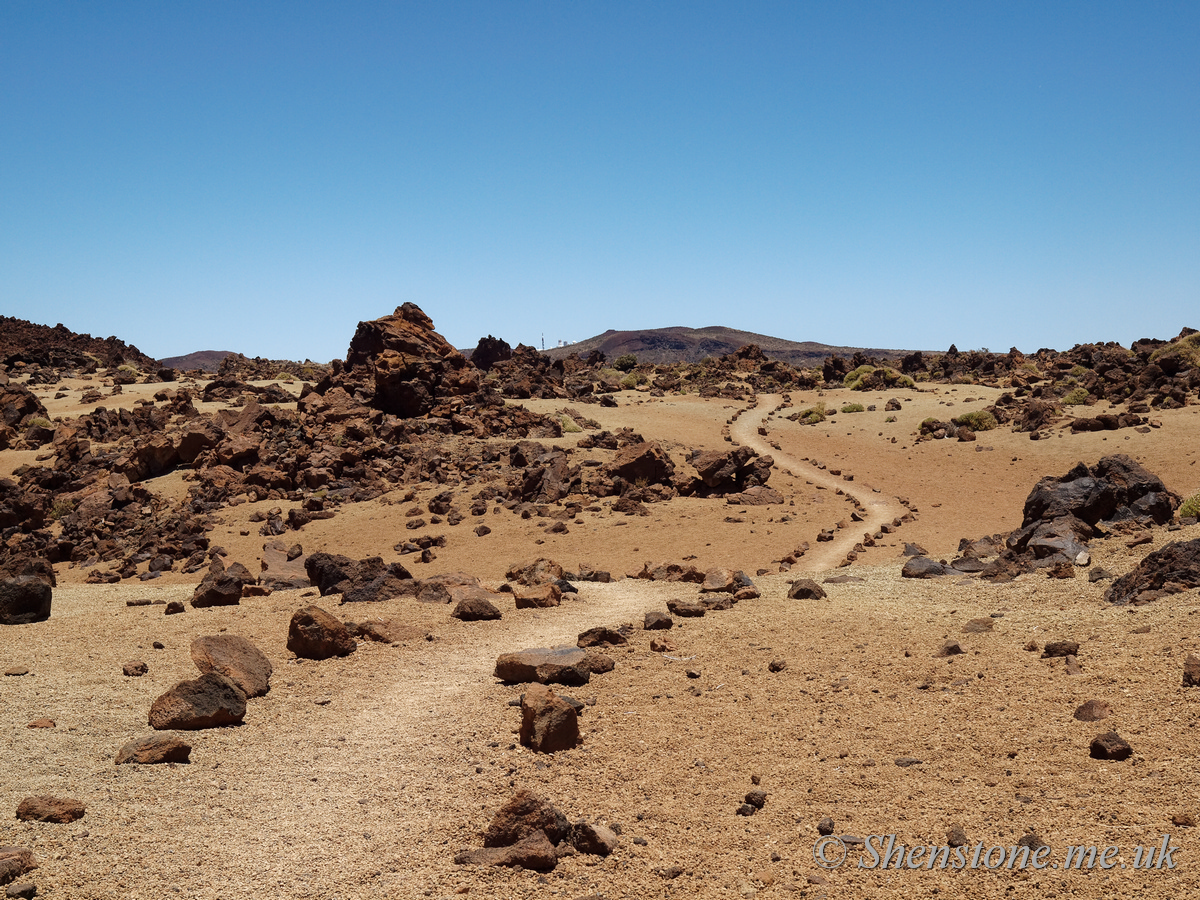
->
494, 646, 587, 684
190, 635, 272, 698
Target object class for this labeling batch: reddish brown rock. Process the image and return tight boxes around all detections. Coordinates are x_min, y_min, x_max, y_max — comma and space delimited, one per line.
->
1090, 731, 1133, 761
482, 789, 571, 847
605, 441, 674, 485
494, 646, 589, 686
190, 635, 272, 698
505, 558, 564, 586
1184, 654, 1200, 687
116, 733, 193, 765
787, 578, 827, 600
1042, 640, 1080, 658
148, 673, 247, 730
579, 652, 615, 675
666, 599, 705, 617
287, 606, 356, 660
123, 660, 148, 677
453, 830, 558, 871
450, 593, 503, 621
520, 683, 581, 753
26, 719, 54, 729
1073, 700, 1112, 722
576, 626, 627, 648
650, 635, 677, 653
514, 583, 562, 609
0, 846, 38, 885
570, 822, 619, 856
15, 796, 85, 823
644, 611, 673, 630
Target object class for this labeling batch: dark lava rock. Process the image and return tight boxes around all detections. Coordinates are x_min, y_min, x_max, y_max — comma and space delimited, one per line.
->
787, 578, 827, 600
643, 611, 673, 630
190, 635, 272, 698
1089, 731, 1133, 761
0, 577, 51, 625
1042, 640, 1080, 658
1105, 538, 1200, 606
902, 557, 948, 578
148, 673, 247, 730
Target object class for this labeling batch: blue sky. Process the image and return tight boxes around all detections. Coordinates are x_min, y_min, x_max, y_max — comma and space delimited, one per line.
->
2, 2, 1197, 362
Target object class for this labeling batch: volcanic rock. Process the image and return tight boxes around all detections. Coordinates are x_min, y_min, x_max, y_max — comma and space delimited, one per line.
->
494, 646, 589, 686
570, 822, 619, 856
1089, 731, 1133, 761
190, 635, 272, 698
115, 734, 193, 765
902, 557, 948, 578
1104, 538, 1200, 605
286, 606, 356, 659
0, 846, 37, 886
450, 593, 503, 621
148, 673, 247, 730
576, 626, 628, 648
520, 683, 581, 753
514, 583, 562, 609
454, 831, 558, 871
0, 577, 51, 625
787, 578, 827, 600
1074, 700, 1112, 722
644, 611, 673, 630
15, 797, 85, 824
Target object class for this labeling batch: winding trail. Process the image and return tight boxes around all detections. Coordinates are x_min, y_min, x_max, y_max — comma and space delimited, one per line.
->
730, 393, 910, 574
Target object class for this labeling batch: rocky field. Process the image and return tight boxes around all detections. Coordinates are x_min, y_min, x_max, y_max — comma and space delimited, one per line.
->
2, 308, 1200, 899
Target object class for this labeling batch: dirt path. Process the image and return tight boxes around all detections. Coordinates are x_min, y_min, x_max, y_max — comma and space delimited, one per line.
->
730, 394, 911, 573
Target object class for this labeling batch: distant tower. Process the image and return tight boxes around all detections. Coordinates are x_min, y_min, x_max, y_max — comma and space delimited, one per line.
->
541, 333, 545, 350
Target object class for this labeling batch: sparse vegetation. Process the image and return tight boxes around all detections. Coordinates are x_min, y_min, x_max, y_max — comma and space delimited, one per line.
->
620, 373, 639, 390
558, 414, 582, 433
844, 365, 914, 391
885, 415, 897, 423
117, 364, 138, 375
840, 402, 865, 414
613, 353, 638, 373
789, 402, 826, 425
1181, 491, 1200, 519
274, 371, 296, 383
1062, 387, 1090, 405
953, 410, 998, 432
26, 416, 53, 429
50, 498, 75, 521
1150, 332, 1200, 369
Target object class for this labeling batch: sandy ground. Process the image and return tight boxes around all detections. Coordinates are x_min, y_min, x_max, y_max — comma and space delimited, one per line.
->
3, 381, 1200, 899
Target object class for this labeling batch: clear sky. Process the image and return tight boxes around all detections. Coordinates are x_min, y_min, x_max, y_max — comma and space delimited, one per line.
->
2, 2, 1197, 362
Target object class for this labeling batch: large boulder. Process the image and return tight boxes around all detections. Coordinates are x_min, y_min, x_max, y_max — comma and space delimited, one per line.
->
342, 303, 480, 417
604, 442, 674, 485
1022, 455, 1178, 528
0, 576, 51, 625
286, 606, 356, 659
304, 553, 412, 601
148, 673, 247, 730
1105, 539, 1200, 605
506, 558, 564, 586
190, 635, 273, 698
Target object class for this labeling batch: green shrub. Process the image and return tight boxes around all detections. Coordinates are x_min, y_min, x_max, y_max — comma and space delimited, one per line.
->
1070, 364, 1088, 378
613, 353, 638, 372
840, 402, 865, 414
842, 365, 876, 389
790, 402, 826, 425
50, 498, 75, 521
558, 414, 582, 433
620, 373, 639, 390
1181, 491, 1200, 519
274, 371, 295, 383
885, 415, 897, 423
953, 410, 998, 432
26, 416, 53, 429
1150, 332, 1200, 369
117, 364, 138, 375
1062, 387, 1090, 405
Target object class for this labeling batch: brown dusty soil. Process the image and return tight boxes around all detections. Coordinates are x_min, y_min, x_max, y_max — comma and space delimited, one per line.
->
3, 384, 1200, 899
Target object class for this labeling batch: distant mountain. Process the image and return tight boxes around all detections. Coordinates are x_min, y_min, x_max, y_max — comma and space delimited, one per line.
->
0, 315, 157, 370
539, 325, 914, 366
157, 350, 236, 372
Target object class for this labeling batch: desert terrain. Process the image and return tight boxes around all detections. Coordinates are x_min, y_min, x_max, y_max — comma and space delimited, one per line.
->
2, 310, 1200, 900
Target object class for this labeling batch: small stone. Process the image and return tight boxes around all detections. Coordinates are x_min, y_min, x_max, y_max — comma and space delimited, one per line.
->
116, 733, 192, 765
744, 790, 767, 809
735, 803, 756, 816
4, 668, 28, 677
650, 636, 677, 653
947, 824, 968, 847
961, 618, 994, 634
1042, 640, 1079, 658
1073, 699, 1112, 722
643, 611, 673, 630
164, 601, 185, 615
26, 719, 54, 729
767, 658, 787, 673
15, 796, 85, 823
934, 641, 964, 657
787, 578, 826, 600
1089, 731, 1133, 761
817, 817, 834, 835
1172, 812, 1196, 827
6, 883, 37, 899
122, 660, 148, 677
1183, 654, 1200, 687
894, 757, 924, 767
